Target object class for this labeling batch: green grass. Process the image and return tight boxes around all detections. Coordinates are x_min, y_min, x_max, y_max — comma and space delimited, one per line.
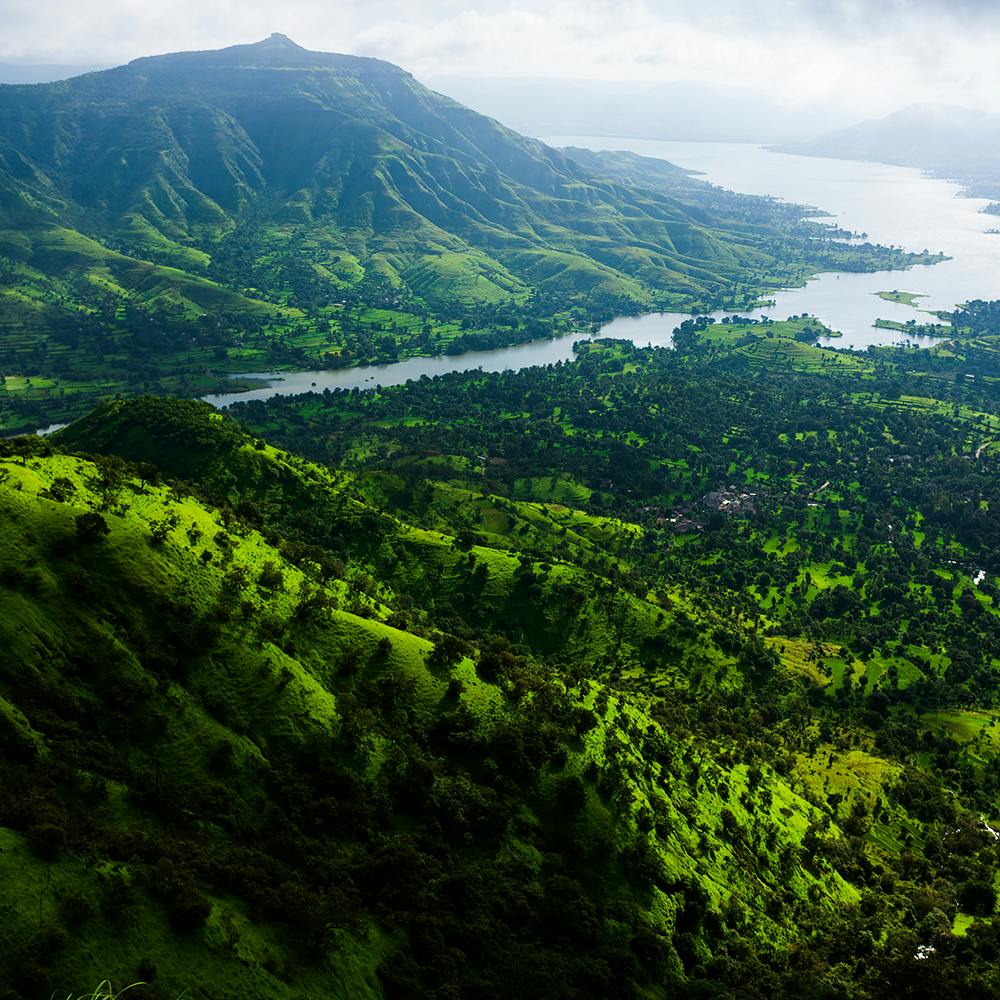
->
0, 424, 876, 994
0, 39, 942, 433
876, 290, 927, 307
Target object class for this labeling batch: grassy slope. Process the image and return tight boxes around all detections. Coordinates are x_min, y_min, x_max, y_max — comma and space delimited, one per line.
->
5, 301, 1000, 993
223, 325, 1000, 953
0, 412, 873, 999
0, 37, 939, 433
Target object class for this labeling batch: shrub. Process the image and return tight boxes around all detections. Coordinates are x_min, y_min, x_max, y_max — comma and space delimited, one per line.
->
44, 476, 77, 502
958, 880, 997, 917
75, 512, 110, 542
258, 560, 285, 590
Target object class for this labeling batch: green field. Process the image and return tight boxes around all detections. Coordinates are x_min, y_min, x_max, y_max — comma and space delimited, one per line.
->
876, 289, 928, 307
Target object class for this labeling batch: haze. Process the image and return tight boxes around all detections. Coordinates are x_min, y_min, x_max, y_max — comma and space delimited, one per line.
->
3, 0, 1000, 122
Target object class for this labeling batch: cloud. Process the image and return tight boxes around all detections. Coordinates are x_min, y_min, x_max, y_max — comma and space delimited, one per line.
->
349, 1, 1000, 114
2, 0, 1000, 115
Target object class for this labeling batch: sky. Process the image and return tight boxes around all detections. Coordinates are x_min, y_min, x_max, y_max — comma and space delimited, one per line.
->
2, 0, 1000, 118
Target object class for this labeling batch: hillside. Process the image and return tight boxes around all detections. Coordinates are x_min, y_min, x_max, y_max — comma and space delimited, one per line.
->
0, 402, 859, 998
231, 317, 1000, 698
3, 313, 1000, 994
776, 103, 1000, 199
0, 35, 936, 435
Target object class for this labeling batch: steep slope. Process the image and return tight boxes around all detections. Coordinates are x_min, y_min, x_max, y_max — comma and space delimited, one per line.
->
0, 36, 936, 435
0, 411, 884, 999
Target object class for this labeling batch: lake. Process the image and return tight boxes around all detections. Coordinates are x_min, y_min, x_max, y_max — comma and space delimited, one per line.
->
201, 139, 1000, 409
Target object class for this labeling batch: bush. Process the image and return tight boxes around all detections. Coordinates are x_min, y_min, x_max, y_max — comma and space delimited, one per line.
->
44, 476, 77, 502
958, 880, 997, 917
258, 560, 285, 591
75, 512, 110, 542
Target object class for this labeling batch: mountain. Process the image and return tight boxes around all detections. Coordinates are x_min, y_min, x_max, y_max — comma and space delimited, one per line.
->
426, 76, 850, 144
0, 397, 868, 997
0, 32, 815, 311
0, 35, 932, 436
5, 311, 1000, 994
776, 103, 1000, 198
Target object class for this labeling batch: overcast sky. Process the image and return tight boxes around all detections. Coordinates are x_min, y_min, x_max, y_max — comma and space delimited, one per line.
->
3, 0, 1000, 117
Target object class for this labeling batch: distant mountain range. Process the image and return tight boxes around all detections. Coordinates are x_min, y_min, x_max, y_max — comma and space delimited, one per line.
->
426, 76, 849, 144
777, 103, 1000, 199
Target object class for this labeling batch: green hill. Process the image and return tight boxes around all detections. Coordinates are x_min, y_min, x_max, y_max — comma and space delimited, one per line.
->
0, 404, 847, 998
0, 363, 998, 995
0, 35, 937, 434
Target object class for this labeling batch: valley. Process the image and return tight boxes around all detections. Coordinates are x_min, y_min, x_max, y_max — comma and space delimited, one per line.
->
0, 35, 941, 436
3, 314, 1000, 996
2, 27, 1000, 1000
197, 139, 1000, 412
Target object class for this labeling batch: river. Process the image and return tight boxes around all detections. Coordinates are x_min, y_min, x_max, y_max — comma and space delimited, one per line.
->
200, 139, 1000, 410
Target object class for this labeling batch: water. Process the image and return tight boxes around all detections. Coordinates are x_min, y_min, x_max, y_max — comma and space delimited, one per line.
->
200, 334, 620, 406
552, 137, 1000, 348
202, 140, 1000, 409
35, 422, 68, 437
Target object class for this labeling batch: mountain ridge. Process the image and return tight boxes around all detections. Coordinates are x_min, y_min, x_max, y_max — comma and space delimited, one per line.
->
0, 36, 935, 437
776, 102, 1000, 198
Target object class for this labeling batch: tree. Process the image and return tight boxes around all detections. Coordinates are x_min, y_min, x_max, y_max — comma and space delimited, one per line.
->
74, 512, 110, 542
958, 880, 997, 917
